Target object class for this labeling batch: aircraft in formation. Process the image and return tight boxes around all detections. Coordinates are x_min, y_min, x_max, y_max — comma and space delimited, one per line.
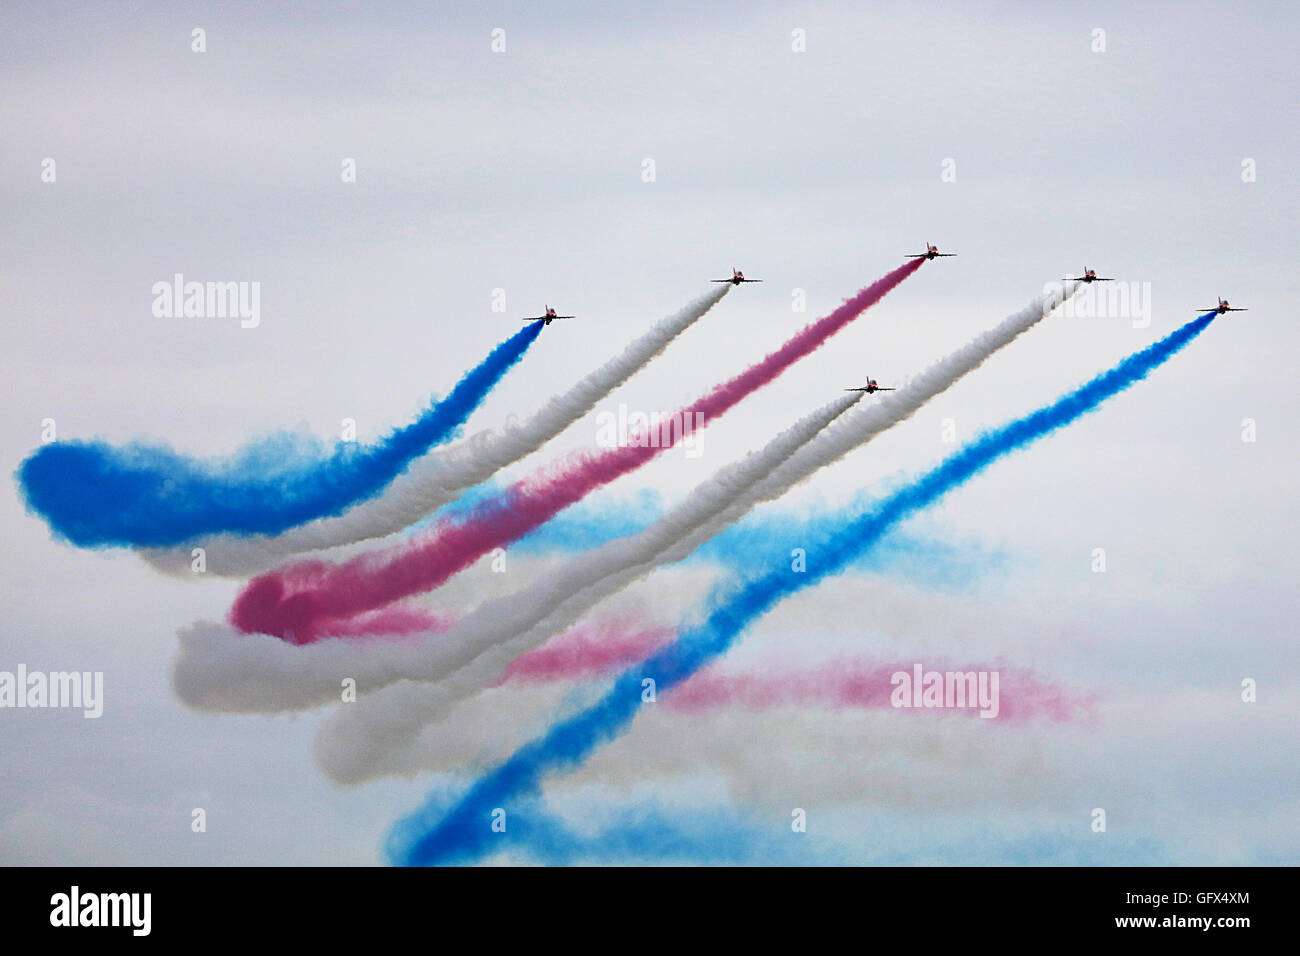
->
522, 305, 575, 326
513, 261, 1249, 331
1202, 298, 1248, 314
713, 268, 762, 285
907, 243, 957, 261
846, 376, 896, 394
1066, 267, 1113, 283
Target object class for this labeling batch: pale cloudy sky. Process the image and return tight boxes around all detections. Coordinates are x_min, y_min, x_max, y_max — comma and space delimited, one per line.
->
1, 1, 1296, 864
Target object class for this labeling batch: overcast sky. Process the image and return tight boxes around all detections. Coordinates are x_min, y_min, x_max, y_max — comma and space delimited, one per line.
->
2, 0, 1296, 864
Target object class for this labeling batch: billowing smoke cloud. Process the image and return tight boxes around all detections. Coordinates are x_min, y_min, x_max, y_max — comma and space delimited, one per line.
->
175, 277, 1076, 749
140, 286, 732, 576
174, 283, 1078, 729
298, 282, 1081, 773
173, 390, 867, 711
230, 260, 923, 642
382, 310, 1217, 865
18, 320, 545, 548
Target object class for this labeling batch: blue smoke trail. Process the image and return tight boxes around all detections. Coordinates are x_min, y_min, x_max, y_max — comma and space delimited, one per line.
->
390, 795, 1171, 865
387, 312, 1216, 866
17, 321, 545, 548
435, 483, 1005, 591
386, 792, 830, 865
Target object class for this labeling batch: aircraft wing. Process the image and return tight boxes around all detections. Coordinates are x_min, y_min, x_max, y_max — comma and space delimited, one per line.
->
934, 253, 957, 257
740, 278, 763, 283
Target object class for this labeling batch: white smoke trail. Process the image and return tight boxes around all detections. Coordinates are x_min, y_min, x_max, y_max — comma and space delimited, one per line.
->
173, 280, 1078, 744
140, 285, 730, 578
574, 705, 1084, 814
445, 685, 1274, 821
303, 282, 1081, 782
317, 680, 1083, 812
172, 390, 865, 712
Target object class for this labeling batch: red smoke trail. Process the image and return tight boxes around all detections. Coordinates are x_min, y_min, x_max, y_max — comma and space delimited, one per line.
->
232, 259, 924, 642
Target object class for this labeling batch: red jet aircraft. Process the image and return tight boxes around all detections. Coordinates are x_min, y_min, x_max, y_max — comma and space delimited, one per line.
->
522, 305, 575, 326
907, 243, 957, 261
1201, 298, 1248, 315
845, 376, 896, 394
1066, 268, 1114, 283
712, 268, 762, 285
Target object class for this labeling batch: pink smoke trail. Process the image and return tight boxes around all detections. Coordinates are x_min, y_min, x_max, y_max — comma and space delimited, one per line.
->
232, 259, 924, 643
307, 605, 454, 642
492, 616, 674, 684
499, 626, 1092, 723
662, 662, 1094, 723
